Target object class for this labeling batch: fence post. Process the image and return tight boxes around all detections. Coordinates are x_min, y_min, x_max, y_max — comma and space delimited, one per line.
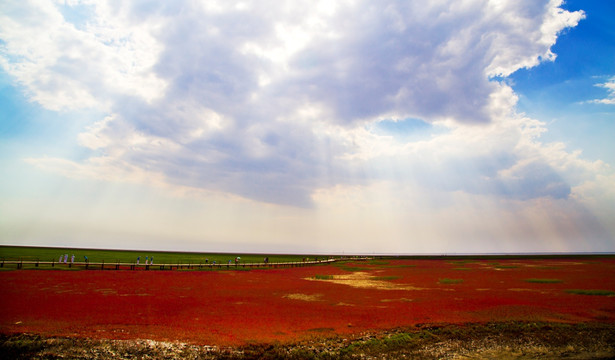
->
101, 260, 105, 270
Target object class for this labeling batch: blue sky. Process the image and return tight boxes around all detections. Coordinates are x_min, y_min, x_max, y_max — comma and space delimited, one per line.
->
1, 0, 613, 254
509, 0, 615, 164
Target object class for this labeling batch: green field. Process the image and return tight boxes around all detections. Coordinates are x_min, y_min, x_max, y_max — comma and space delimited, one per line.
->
0, 246, 333, 266
524, 278, 563, 284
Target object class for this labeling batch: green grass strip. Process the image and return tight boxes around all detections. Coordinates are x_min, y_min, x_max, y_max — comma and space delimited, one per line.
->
439, 278, 463, 284
525, 278, 563, 284
368, 260, 390, 265
0, 245, 327, 265
566, 289, 615, 296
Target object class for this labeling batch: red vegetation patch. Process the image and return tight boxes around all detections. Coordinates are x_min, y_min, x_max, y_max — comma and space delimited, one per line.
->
1, 259, 614, 346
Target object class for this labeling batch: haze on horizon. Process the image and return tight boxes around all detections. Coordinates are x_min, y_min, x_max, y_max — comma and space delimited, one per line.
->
1, 0, 614, 254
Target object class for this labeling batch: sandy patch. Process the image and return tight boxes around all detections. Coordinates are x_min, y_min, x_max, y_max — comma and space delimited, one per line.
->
283, 293, 323, 301
507, 288, 551, 295
94, 288, 118, 295
381, 298, 413, 303
306, 272, 424, 291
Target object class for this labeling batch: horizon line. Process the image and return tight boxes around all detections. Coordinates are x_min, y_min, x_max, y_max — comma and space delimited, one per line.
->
1, 244, 613, 257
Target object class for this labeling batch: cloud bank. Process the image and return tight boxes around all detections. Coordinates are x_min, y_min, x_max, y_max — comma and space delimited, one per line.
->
2, 0, 593, 205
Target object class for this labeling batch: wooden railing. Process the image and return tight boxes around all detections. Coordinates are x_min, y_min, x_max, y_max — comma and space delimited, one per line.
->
0, 257, 369, 270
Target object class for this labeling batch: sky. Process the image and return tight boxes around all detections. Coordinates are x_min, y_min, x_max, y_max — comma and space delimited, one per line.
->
1, 0, 614, 254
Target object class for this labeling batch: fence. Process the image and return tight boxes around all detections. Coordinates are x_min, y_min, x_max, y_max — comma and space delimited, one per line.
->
0, 257, 368, 271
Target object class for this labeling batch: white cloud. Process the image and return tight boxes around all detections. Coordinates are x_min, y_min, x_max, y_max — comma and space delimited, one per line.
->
0, 0, 166, 111
591, 76, 615, 105
3, 0, 604, 213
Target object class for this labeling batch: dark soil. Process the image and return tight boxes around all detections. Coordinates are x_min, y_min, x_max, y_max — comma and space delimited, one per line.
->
2, 322, 614, 359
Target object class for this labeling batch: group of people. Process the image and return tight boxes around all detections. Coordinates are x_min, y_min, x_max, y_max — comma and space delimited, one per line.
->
226, 257, 242, 265
136, 256, 154, 265
58, 254, 75, 264
57, 254, 88, 263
